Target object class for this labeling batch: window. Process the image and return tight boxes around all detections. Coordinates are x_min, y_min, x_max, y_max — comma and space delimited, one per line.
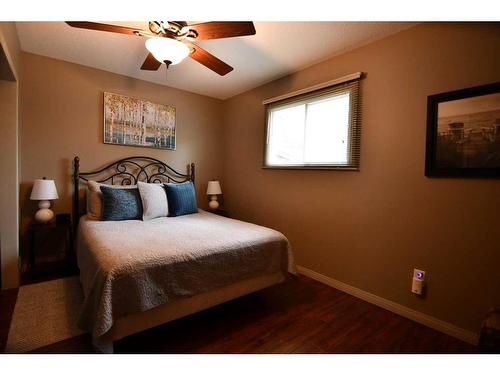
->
264, 77, 361, 169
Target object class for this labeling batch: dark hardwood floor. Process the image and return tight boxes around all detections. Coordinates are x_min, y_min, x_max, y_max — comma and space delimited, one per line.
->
1, 275, 476, 354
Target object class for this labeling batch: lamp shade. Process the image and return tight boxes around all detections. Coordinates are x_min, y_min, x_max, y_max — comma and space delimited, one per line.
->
145, 37, 190, 65
206, 180, 222, 195
30, 179, 59, 200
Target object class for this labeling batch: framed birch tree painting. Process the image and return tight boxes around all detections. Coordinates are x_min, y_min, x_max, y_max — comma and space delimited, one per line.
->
104, 92, 176, 150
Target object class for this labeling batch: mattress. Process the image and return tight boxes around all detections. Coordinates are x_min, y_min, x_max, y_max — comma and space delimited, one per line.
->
76, 210, 295, 338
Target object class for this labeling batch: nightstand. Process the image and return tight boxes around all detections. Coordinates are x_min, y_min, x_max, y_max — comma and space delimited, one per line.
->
28, 214, 74, 277
210, 209, 230, 217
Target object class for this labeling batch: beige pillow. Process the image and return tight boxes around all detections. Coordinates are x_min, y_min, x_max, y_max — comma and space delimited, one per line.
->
85, 181, 136, 220
138, 181, 169, 221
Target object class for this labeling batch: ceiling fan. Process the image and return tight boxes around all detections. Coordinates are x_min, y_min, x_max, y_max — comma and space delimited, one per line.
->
65, 21, 256, 76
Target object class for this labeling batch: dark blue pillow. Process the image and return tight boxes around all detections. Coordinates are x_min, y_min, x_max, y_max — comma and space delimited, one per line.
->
164, 182, 198, 217
100, 186, 143, 221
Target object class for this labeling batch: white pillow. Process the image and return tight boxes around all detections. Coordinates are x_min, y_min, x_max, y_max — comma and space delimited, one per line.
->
85, 180, 136, 220
137, 181, 169, 221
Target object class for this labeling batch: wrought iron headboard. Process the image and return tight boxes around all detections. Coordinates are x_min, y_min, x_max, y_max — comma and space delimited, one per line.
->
72, 156, 195, 228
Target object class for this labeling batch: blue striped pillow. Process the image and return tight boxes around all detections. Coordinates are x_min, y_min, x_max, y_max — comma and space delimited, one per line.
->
164, 182, 198, 217
100, 186, 143, 221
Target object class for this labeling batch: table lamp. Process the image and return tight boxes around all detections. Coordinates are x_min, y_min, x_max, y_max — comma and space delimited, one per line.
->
206, 180, 222, 210
30, 177, 59, 223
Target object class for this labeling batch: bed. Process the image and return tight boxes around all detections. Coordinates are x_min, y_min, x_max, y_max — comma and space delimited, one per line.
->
72, 156, 295, 353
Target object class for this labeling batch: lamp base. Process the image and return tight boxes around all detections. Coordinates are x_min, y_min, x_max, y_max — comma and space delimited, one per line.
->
208, 195, 219, 210
35, 200, 54, 223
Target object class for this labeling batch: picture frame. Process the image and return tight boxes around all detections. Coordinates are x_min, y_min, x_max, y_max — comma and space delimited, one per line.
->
425, 82, 500, 177
103, 92, 176, 150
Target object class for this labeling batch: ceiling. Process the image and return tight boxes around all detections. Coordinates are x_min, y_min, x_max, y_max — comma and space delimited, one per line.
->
15, 22, 416, 100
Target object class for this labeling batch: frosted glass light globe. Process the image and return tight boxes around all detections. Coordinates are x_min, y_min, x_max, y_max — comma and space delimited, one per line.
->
145, 37, 190, 65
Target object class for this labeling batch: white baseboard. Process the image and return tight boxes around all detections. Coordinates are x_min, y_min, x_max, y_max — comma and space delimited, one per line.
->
296, 265, 479, 346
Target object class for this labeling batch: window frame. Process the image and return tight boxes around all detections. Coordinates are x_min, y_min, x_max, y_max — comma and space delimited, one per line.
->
262, 77, 361, 170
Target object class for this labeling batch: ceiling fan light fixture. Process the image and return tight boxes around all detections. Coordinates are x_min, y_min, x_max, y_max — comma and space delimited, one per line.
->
145, 37, 190, 65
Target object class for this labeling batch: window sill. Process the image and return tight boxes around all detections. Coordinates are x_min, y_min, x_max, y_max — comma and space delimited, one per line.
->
261, 165, 360, 171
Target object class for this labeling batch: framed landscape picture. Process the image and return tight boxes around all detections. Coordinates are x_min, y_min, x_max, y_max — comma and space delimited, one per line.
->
425, 82, 500, 177
104, 92, 176, 150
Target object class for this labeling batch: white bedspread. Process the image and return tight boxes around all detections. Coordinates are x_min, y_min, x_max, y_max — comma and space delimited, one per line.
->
76, 210, 295, 338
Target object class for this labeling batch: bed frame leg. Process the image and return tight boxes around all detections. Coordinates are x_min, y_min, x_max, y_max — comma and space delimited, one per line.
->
92, 336, 114, 354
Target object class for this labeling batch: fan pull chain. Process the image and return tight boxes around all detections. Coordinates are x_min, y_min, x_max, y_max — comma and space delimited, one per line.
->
164, 60, 172, 80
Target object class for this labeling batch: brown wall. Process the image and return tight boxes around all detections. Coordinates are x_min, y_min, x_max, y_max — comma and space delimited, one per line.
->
0, 80, 19, 289
0, 22, 20, 289
222, 23, 500, 334
20, 52, 225, 240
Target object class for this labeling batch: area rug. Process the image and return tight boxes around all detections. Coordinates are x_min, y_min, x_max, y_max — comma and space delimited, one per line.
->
5, 276, 85, 353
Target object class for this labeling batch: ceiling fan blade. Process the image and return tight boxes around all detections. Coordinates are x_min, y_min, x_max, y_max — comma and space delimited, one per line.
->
172, 21, 188, 27
65, 21, 146, 36
140, 53, 162, 71
187, 42, 233, 76
188, 21, 256, 40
